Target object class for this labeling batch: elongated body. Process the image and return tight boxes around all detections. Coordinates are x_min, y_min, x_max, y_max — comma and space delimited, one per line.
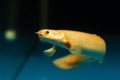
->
36, 29, 106, 69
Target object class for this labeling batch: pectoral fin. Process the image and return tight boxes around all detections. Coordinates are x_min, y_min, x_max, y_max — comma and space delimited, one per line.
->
43, 45, 56, 57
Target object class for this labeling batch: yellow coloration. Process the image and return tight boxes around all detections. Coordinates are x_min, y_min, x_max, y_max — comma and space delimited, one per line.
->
53, 54, 93, 69
4, 29, 17, 41
43, 45, 56, 57
36, 29, 106, 69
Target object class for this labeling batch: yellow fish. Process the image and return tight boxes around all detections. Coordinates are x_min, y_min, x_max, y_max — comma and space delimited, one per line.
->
36, 29, 106, 69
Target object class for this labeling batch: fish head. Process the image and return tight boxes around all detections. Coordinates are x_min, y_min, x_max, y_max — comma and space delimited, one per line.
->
36, 29, 65, 40
36, 29, 66, 45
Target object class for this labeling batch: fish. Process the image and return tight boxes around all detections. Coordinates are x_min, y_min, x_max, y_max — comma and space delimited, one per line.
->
36, 29, 106, 69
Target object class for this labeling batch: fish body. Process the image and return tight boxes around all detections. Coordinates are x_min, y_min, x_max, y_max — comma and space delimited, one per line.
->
37, 29, 106, 59
36, 29, 106, 69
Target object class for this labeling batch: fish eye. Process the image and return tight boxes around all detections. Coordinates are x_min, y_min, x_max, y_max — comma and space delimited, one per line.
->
45, 31, 49, 34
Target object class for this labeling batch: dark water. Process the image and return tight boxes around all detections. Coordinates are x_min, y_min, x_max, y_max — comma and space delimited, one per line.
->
0, 34, 120, 80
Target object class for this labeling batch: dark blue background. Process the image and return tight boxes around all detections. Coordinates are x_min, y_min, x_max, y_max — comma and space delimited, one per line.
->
0, 0, 120, 80
0, 34, 120, 80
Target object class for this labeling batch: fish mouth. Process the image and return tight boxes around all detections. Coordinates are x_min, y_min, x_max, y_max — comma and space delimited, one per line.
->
35, 32, 43, 37
35, 32, 38, 34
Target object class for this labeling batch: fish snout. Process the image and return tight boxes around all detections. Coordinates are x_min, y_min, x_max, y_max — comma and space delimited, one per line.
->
35, 32, 43, 36
35, 32, 38, 34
